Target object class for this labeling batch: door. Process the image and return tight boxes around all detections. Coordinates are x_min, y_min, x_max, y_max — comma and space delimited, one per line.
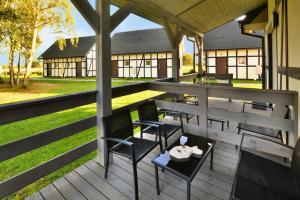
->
158, 59, 167, 78
47, 63, 52, 77
76, 62, 82, 77
216, 57, 228, 74
112, 60, 118, 77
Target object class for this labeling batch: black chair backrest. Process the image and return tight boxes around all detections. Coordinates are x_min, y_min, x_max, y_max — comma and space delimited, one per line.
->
102, 109, 134, 149
292, 138, 300, 183
138, 100, 159, 122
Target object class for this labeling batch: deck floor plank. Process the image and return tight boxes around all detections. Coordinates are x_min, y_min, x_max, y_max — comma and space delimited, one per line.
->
72, 166, 127, 200
29, 125, 245, 200
84, 161, 153, 200
52, 177, 86, 200
39, 184, 65, 200
25, 192, 44, 200
64, 170, 108, 200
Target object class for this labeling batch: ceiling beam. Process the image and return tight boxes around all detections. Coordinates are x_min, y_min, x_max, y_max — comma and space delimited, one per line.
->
133, 0, 203, 36
71, 0, 100, 33
111, 2, 136, 31
175, 0, 209, 17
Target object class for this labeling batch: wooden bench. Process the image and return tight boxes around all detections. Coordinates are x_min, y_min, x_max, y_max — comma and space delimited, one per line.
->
230, 133, 300, 200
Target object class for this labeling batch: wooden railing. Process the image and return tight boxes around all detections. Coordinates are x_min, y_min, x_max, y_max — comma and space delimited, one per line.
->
0, 91, 98, 198
0, 76, 298, 198
0, 79, 172, 198
148, 81, 298, 158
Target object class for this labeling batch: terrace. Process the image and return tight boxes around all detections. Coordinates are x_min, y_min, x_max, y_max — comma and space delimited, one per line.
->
0, 0, 299, 200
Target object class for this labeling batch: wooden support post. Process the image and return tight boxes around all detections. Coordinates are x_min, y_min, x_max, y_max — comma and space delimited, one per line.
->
197, 88, 208, 136
195, 35, 203, 75
162, 19, 184, 82
172, 47, 180, 82
96, 0, 112, 166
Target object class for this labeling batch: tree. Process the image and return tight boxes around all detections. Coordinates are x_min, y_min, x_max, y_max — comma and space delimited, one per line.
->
21, 0, 77, 87
183, 53, 193, 66
0, 0, 22, 87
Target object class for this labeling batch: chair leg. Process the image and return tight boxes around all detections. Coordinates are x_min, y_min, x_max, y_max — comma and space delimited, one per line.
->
155, 165, 160, 195
221, 122, 224, 131
132, 160, 139, 200
210, 147, 214, 170
235, 129, 241, 149
197, 115, 200, 126
286, 132, 289, 145
187, 181, 191, 200
227, 121, 230, 128
104, 151, 110, 179
164, 135, 168, 148
279, 131, 284, 144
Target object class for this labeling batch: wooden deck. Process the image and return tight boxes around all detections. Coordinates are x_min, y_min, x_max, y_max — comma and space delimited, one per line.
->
26, 120, 239, 200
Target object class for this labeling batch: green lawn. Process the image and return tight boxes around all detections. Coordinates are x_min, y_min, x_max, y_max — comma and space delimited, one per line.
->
0, 78, 162, 200
0, 77, 261, 199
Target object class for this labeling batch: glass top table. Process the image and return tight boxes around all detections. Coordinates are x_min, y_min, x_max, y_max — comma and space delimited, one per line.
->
152, 133, 215, 200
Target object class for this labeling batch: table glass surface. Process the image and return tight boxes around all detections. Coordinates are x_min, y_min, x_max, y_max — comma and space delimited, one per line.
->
153, 133, 214, 178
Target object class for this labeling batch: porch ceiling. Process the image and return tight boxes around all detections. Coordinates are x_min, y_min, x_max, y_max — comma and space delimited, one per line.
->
112, 0, 267, 35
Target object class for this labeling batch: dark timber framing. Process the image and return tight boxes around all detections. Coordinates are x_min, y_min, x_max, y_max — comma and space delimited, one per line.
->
205, 48, 263, 80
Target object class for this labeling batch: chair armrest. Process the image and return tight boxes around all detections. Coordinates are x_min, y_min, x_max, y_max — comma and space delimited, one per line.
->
133, 120, 161, 128
101, 137, 133, 146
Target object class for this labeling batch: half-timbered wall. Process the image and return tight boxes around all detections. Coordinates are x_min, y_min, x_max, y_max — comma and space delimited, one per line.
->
43, 57, 86, 77
86, 47, 97, 76
205, 48, 262, 80
111, 52, 173, 78
42, 45, 173, 78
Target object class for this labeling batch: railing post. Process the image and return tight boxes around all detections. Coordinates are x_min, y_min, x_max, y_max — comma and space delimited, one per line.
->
292, 94, 299, 146
197, 87, 208, 137
96, 0, 112, 166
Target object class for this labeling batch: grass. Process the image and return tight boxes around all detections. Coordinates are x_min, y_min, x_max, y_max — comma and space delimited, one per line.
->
0, 77, 260, 199
0, 78, 162, 200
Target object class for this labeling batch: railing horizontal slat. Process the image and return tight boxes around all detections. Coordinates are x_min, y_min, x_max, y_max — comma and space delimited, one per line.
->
148, 82, 297, 106
0, 140, 97, 199
0, 116, 97, 162
0, 91, 97, 125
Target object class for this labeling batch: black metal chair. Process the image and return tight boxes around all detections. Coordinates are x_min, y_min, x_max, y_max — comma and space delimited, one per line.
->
230, 133, 300, 200
102, 109, 163, 200
237, 105, 290, 146
242, 101, 273, 112
137, 100, 183, 148
172, 94, 229, 130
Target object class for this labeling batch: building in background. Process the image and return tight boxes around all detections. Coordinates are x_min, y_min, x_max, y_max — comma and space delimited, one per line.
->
39, 28, 184, 78
204, 21, 262, 80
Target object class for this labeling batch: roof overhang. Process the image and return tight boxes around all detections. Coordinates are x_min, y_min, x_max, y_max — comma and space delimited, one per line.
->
238, 4, 268, 34
111, 0, 267, 35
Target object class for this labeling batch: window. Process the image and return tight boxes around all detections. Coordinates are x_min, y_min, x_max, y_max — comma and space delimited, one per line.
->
237, 57, 246, 66
125, 61, 130, 66
146, 60, 151, 66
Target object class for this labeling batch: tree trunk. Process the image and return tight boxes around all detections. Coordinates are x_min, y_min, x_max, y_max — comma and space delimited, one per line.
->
8, 45, 15, 87
24, 25, 38, 87
16, 50, 21, 85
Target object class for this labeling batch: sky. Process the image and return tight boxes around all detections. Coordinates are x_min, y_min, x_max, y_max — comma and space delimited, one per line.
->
0, 0, 194, 65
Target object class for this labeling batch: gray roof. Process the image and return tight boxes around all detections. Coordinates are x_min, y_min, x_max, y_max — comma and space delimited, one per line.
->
204, 21, 262, 50
40, 36, 95, 59
111, 28, 172, 54
39, 28, 172, 59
